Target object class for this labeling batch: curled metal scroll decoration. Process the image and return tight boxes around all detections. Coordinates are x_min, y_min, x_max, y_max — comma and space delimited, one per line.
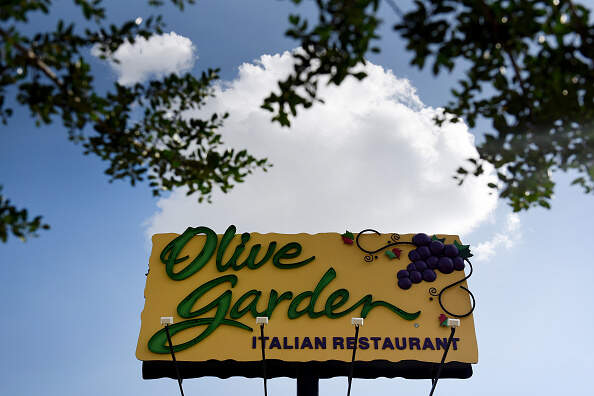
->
355, 228, 414, 262
356, 228, 476, 317
437, 259, 476, 318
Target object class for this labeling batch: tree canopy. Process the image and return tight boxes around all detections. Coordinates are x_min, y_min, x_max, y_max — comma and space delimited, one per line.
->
1, 0, 592, 242
264, 0, 593, 212
1, 0, 269, 241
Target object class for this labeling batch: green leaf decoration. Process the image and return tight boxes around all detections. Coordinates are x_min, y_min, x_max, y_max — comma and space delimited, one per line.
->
431, 235, 446, 243
454, 240, 473, 259
385, 250, 396, 259
342, 230, 354, 240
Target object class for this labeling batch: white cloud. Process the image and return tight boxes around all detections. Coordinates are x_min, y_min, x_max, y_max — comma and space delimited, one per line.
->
474, 213, 522, 261
93, 32, 195, 85
145, 50, 498, 237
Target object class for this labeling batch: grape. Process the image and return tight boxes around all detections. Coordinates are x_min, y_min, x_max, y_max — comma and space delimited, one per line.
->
422, 269, 437, 282
414, 260, 428, 272
410, 270, 423, 283
398, 277, 412, 290
427, 256, 439, 269
444, 244, 459, 258
408, 249, 421, 262
429, 240, 444, 255
406, 263, 417, 272
453, 257, 465, 271
397, 269, 410, 279
417, 246, 431, 259
438, 257, 454, 274
412, 233, 431, 246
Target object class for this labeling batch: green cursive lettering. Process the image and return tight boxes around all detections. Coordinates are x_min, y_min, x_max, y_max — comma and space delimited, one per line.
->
160, 226, 218, 280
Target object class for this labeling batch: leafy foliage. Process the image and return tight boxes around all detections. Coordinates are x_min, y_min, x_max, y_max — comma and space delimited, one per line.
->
0, 0, 268, 242
267, 0, 593, 211
394, 0, 593, 211
0, 187, 49, 242
2, 0, 593, 242
261, 0, 382, 126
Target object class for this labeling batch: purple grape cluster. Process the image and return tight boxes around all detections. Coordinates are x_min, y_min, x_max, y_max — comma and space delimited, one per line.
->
397, 233, 466, 290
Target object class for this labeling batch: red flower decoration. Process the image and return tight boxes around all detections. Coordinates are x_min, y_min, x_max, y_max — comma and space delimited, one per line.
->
391, 247, 402, 258
438, 314, 447, 323
342, 236, 354, 245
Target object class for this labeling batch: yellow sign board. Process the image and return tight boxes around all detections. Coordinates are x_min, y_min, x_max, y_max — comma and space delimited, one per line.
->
136, 226, 477, 376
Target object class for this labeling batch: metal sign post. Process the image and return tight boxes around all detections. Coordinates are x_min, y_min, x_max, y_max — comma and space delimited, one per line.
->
297, 375, 319, 396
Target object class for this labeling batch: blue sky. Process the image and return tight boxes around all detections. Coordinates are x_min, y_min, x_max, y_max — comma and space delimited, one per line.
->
1, 1, 593, 395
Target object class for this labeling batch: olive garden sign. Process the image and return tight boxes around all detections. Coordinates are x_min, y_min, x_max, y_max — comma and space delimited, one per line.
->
137, 226, 478, 380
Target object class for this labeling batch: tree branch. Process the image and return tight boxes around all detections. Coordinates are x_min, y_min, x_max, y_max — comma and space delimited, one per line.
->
504, 47, 528, 97
0, 28, 64, 87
